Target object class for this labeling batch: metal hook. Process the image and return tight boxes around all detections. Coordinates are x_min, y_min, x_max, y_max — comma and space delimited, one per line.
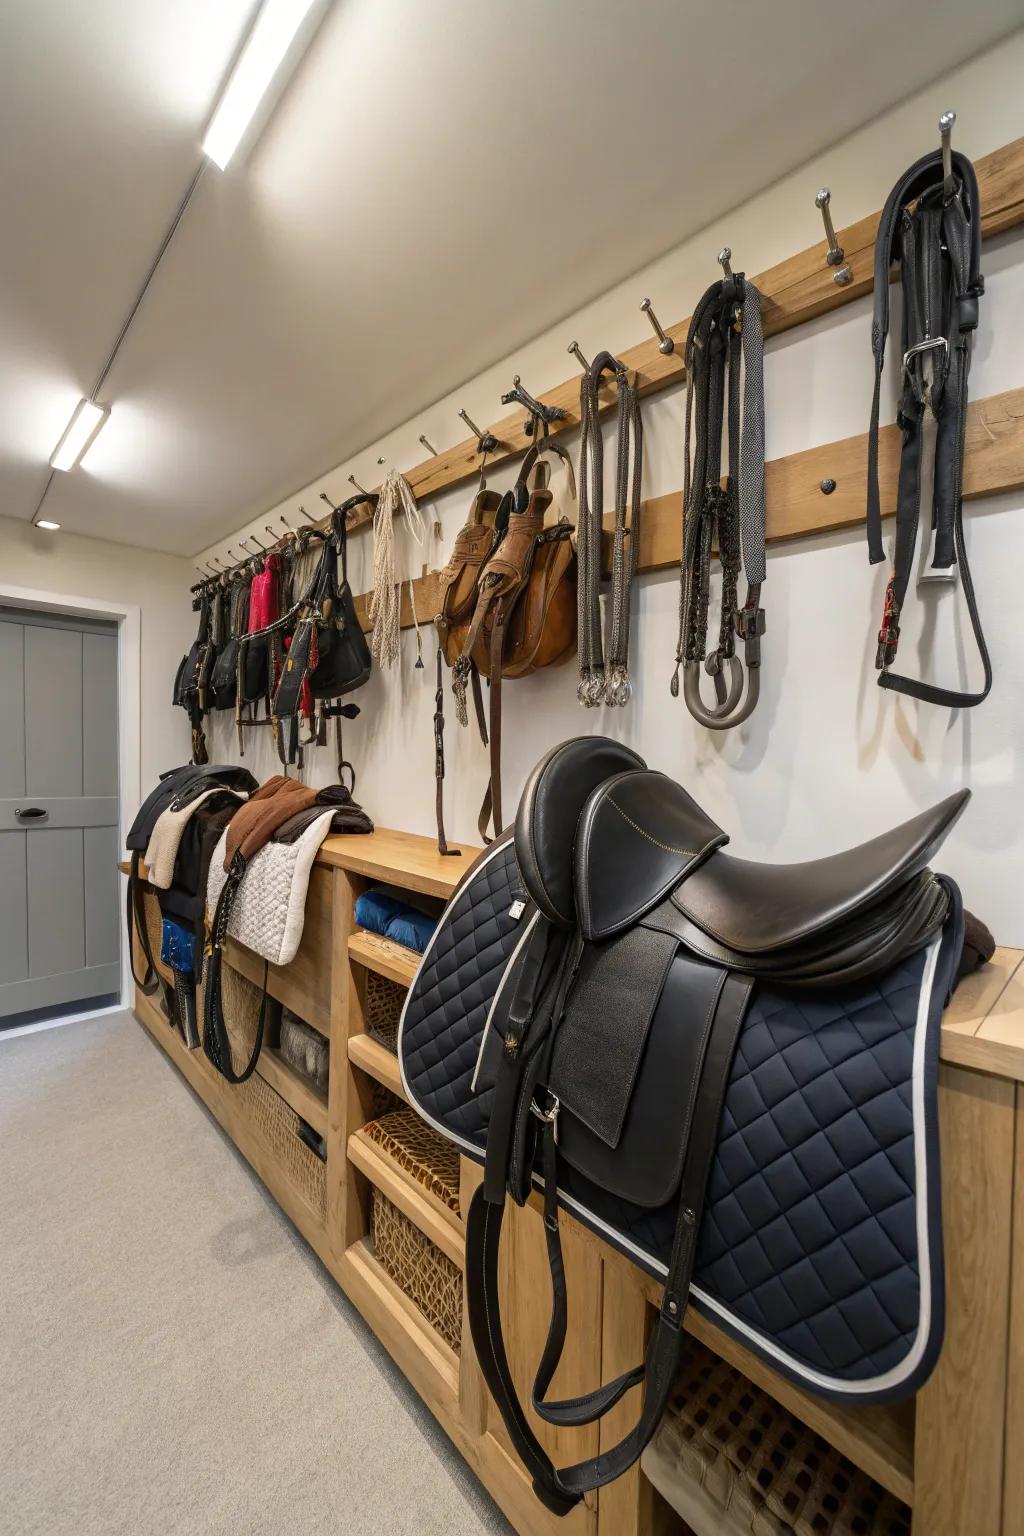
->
567, 340, 591, 372
500, 374, 568, 439
639, 298, 674, 355
814, 189, 853, 287
280, 513, 298, 534
348, 473, 368, 494
418, 434, 438, 457
718, 248, 734, 281
940, 110, 956, 198
377, 455, 387, 466
265, 524, 284, 542
458, 408, 498, 455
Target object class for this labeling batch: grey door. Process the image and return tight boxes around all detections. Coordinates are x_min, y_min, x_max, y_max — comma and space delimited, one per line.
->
0, 609, 120, 1021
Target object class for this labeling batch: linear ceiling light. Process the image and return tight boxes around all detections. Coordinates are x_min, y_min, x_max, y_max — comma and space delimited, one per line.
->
35, 519, 61, 531
49, 398, 110, 472
203, 0, 316, 169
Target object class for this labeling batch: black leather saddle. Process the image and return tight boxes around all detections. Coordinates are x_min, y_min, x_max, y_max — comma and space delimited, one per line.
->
435, 736, 988, 1517
519, 735, 965, 979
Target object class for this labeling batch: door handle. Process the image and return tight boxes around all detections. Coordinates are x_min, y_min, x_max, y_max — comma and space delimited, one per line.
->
15, 807, 49, 822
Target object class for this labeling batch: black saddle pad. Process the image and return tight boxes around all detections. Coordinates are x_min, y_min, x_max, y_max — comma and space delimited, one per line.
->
399, 834, 960, 1403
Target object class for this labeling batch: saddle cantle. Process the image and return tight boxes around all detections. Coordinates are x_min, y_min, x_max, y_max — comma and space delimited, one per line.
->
398, 736, 991, 1516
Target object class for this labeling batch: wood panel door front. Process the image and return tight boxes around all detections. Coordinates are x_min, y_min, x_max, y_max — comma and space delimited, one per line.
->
0, 610, 120, 1021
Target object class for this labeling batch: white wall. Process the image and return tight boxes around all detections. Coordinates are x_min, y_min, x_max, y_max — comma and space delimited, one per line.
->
200, 32, 1024, 940
0, 515, 193, 817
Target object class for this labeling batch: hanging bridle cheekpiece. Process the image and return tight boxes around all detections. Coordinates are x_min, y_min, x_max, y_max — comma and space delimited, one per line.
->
673, 248, 766, 730
576, 351, 643, 708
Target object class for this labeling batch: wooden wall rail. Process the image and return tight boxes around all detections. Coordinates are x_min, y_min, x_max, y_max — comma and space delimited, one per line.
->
352, 384, 1024, 634
332, 133, 1024, 538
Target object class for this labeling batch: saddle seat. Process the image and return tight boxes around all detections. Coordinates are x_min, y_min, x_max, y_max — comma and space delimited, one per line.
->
516, 736, 969, 980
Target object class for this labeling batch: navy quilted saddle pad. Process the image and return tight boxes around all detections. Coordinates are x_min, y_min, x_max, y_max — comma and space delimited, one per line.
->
399, 830, 962, 1405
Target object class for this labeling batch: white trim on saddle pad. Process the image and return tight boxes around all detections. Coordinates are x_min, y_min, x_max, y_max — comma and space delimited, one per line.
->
206, 809, 336, 967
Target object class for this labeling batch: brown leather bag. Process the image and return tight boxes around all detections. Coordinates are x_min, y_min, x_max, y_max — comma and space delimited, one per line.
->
452, 442, 578, 839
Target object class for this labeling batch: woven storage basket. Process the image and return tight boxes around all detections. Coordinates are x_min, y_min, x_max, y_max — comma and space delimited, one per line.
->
645, 1338, 911, 1536
363, 1107, 461, 1214
239, 1070, 327, 1220
364, 970, 405, 1052
193, 976, 326, 1221
142, 891, 174, 985
371, 1189, 462, 1353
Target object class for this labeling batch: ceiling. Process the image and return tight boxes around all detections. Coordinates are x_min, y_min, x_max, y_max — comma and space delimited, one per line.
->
2, 0, 1021, 556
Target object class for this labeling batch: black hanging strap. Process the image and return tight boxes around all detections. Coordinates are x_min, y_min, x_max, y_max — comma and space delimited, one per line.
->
866, 148, 988, 708
465, 966, 752, 1511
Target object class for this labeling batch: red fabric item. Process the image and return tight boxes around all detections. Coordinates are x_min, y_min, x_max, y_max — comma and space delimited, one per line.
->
248, 554, 281, 632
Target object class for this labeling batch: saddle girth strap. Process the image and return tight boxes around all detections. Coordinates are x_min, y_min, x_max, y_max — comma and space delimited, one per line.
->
866, 148, 989, 708
466, 957, 752, 1511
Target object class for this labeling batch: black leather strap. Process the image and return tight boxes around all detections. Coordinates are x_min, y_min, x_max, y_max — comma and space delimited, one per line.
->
466, 965, 752, 1510
127, 852, 160, 996
866, 149, 988, 708
201, 861, 270, 1084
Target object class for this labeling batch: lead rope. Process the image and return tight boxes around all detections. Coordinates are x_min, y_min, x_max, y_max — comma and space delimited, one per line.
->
576, 354, 643, 706
369, 468, 427, 669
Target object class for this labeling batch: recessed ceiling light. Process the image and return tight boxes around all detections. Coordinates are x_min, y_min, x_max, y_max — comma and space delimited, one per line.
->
35, 519, 61, 531
50, 398, 110, 472
203, 0, 316, 170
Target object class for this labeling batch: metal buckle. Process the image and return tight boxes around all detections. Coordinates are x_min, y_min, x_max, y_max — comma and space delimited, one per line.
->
902, 336, 948, 376
530, 1091, 561, 1126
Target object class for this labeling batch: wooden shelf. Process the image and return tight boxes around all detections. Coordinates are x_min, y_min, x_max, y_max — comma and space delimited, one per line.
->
348, 1126, 464, 1268
628, 1265, 914, 1506
318, 827, 475, 898
256, 1045, 328, 1137
348, 929, 421, 988
348, 1032, 408, 1104
342, 1237, 460, 1396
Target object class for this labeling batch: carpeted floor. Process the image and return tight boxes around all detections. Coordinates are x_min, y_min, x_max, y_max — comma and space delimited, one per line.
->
0, 1012, 512, 1536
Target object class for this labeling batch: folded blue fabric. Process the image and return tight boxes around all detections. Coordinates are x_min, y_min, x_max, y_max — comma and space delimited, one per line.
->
385, 909, 437, 954
161, 917, 197, 976
354, 889, 407, 938
354, 887, 438, 954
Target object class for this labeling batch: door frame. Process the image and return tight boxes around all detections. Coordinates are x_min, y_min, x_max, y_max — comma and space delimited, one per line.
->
0, 580, 140, 1010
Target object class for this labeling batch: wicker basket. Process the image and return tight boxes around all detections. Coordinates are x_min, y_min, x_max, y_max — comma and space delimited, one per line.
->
363, 1107, 460, 1215
643, 1338, 911, 1536
239, 1070, 327, 1220
371, 1188, 462, 1353
142, 891, 175, 985
364, 970, 405, 1052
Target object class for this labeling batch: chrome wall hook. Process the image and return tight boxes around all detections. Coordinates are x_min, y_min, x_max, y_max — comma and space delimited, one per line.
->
940, 110, 956, 197
418, 434, 438, 456
640, 298, 674, 354
500, 374, 568, 438
568, 340, 592, 372
348, 473, 369, 494
814, 188, 853, 286
458, 407, 498, 455
718, 247, 734, 280
279, 513, 300, 534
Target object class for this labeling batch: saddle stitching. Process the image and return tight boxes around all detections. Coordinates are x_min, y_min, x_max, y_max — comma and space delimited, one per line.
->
604, 793, 700, 858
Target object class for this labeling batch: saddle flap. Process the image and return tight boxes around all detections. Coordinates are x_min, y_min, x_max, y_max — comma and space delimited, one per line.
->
553, 948, 736, 1208
575, 769, 728, 941
548, 926, 678, 1150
